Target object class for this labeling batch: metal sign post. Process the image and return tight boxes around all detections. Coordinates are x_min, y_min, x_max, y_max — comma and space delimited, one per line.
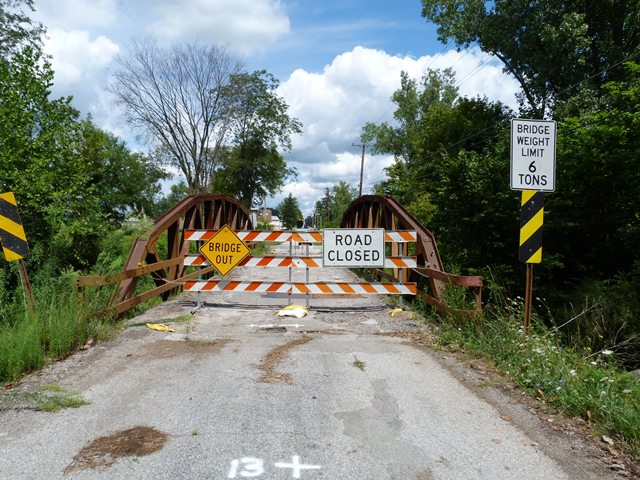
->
511, 119, 555, 335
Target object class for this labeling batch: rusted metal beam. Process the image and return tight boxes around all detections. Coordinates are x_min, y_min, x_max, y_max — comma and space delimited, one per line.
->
78, 257, 185, 287
340, 194, 483, 314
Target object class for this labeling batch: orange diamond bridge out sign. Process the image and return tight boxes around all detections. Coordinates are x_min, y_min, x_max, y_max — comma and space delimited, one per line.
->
199, 225, 251, 276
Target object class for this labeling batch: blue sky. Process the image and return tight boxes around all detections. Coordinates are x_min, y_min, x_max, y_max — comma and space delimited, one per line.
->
32, 0, 519, 215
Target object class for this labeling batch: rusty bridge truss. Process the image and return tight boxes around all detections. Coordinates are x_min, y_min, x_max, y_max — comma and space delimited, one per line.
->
78, 194, 482, 316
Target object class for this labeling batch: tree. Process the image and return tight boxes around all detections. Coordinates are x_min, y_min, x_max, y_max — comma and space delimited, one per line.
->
78, 118, 169, 224
213, 71, 301, 208
109, 39, 243, 193
0, 0, 44, 60
0, 47, 103, 267
277, 193, 303, 230
421, 0, 640, 117
153, 181, 190, 217
312, 182, 358, 228
547, 62, 640, 282
362, 68, 510, 219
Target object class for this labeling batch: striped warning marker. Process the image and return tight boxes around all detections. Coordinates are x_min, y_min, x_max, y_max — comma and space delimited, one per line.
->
184, 255, 417, 269
185, 229, 417, 243
519, 190, 544, 263
184, 280, 417, 295
383, 230, 417, 243
184, 230, 322, 243
0, 192, 29, 262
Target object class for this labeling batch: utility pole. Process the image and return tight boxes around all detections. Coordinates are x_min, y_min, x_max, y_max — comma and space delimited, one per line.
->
352, 143, 367, 197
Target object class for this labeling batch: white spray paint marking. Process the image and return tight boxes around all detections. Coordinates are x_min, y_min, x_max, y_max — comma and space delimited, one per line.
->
274, 456, 322, 478
227, 457, 264, 478
227, 456, 321, 478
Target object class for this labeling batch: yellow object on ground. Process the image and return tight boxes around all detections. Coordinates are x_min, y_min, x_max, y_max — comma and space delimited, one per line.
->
389, 308, 403, 317
145, 323, 177, 333
276, 304, 309, 318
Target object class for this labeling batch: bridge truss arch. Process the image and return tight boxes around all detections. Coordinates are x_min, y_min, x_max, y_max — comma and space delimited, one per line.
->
340, 195, 482, 312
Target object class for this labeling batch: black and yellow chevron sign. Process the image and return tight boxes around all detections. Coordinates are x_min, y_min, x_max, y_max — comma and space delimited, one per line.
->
519, 190, 544, 263
0, 192, 29, 262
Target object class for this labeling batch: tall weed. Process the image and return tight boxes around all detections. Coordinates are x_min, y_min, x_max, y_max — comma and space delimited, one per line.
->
419, 288, 640, 453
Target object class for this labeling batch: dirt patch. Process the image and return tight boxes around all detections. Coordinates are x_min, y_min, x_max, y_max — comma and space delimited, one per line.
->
64, 426, 168, 473
140, 339, 233, 358
255, 336, 313, 384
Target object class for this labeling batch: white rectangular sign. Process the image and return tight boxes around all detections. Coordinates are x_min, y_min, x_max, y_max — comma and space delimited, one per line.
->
322, 228, 385, 267
510, 118, 556, 192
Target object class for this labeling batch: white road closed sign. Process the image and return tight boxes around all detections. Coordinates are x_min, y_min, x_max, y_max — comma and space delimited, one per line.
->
322, 228, 385, 267
510, 118, 556, 192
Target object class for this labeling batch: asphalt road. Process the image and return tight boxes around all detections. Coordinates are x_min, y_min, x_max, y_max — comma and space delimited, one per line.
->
0, 244, 619, 479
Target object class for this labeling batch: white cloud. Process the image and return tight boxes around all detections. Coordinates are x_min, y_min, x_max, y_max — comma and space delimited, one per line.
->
34, 0, 118, 29
42, 29, 120, 134
146, 0, 289, 54
44, 29, 119, 87
275, 46, 519, 214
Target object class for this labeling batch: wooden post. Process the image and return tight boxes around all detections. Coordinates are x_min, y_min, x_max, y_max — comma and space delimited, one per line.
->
524, 263, 533, 334
18, 259, 35, 313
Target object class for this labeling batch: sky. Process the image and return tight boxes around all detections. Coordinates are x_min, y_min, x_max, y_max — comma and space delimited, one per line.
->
31, 0, 520, 216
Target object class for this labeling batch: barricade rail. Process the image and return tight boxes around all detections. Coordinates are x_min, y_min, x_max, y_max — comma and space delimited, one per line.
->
182, 228, 418, 301
76, 194, 483, 317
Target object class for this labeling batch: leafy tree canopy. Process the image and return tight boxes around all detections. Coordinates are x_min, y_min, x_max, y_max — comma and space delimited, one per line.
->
0, 0, 44, 60
214, 70, 301, 208
421, 0, 640, 117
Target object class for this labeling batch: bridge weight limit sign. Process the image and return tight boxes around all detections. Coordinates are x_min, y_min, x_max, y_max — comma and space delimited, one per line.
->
510, 119, 556, 333
510, 118, 556, 192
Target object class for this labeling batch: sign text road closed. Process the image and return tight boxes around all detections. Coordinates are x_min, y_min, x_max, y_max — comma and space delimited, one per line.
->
510, 118, 556, 192
322, 228, 385, 267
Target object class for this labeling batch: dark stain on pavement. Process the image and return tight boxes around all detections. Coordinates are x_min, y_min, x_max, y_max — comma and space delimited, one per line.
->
64, 426, 168, 473
255, 335, 313, 384
140, 338, 233, 358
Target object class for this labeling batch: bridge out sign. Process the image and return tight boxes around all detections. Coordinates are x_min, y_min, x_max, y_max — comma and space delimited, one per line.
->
510, 118, 556, 192
322, 228, 385, 267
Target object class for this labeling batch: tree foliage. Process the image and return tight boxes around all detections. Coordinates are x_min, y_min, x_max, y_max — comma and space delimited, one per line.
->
109, 40, 244, 193
277, 193, 303, 230
213, 71, 301, 208
78, 118, 169, 224
0, 0, 44, 60
421, 0, 640, 116
0, 46, 100, 267
313, 181, 358, 228
363, 68, 511, 225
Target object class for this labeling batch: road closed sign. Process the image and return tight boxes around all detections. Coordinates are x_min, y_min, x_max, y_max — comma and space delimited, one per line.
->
323, 228, 385, 267
510, 118, 556, 192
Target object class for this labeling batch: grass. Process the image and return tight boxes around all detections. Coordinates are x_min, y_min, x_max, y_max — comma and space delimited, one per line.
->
2, 383, 90, 412
352, 357, 366, 371
414, 292, 640, 455
0, 274, 118, 384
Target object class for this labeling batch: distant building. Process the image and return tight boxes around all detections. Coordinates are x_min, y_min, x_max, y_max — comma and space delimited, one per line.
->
270, 215, 283, 231
251, 209, 273, 229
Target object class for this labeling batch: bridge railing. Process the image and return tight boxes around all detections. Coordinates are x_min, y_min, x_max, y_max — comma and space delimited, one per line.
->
78, 194, 482, 317
77, 194, 251, 316
340, 195, 483, 315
